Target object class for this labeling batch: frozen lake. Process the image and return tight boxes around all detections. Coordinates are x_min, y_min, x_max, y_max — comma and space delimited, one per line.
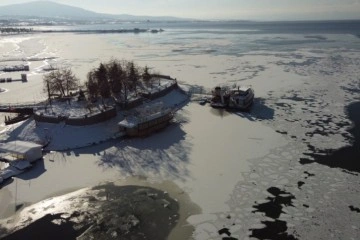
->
1, 21, 360, 239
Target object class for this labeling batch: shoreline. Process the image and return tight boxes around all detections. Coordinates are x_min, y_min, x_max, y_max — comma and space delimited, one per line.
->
0, 28, 163, 36
0, 178, 201, 240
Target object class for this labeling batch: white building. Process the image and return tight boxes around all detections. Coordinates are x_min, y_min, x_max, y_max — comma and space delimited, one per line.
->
0, 141, 42, 163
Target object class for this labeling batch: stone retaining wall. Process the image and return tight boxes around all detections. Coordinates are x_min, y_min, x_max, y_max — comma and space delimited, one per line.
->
65, 107, 116, 126
33, 78, 178, 125
141, 81, 178, 100
34, 107, 116, 126
119, 81, 178, 110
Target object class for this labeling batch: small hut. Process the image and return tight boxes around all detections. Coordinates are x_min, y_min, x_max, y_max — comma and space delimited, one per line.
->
0, 141, 42, 163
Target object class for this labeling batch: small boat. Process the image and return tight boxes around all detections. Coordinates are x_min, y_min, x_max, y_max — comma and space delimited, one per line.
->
118, 102, 174, 137
210, 85, 254, 110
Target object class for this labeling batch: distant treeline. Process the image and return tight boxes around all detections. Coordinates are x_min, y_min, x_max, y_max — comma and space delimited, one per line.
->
0, 27, 33, 34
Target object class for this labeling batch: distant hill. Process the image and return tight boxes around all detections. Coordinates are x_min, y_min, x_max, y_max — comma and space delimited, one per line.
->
0, 1, 186, 21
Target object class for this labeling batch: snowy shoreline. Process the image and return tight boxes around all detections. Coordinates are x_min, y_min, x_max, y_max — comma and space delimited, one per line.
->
0, 86, 189, 151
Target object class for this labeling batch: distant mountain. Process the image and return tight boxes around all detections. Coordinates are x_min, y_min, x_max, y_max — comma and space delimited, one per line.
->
0, 1, 187, 21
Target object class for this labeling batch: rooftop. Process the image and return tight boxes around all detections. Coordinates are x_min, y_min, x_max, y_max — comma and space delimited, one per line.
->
0, 140, 42, 155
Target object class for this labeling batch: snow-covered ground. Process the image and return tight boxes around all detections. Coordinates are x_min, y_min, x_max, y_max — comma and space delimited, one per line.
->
0, 28, 360, 239
1, 87, 188, 151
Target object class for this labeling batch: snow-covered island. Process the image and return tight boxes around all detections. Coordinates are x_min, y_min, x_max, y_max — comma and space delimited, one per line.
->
1, 60, 189, 150
0, 60, 190, 195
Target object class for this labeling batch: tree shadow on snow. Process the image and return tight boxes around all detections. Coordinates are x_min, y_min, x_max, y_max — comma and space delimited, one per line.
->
75, 123, 192, 181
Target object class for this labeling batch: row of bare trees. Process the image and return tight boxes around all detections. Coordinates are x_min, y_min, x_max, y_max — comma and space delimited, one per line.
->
43, 59, 156, 105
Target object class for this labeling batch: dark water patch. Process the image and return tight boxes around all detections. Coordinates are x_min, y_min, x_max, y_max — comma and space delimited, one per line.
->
0, 183, 195, 240
219, 228, 231, 236
349, 205, 360, 213
250, 187, 297, 239
86, 184, 180, 240
304, 171, 315, 179
341, 86, 360, 95
297, 181, 305, 189
1, 212, 87, 240
252, 187, 295, 219
299, 158, 313, 165
304, 114, 338, 138
250, 220, 298, 240
218, 227, 238, 239
304, 102, 360, 173
276, 130, 288, 135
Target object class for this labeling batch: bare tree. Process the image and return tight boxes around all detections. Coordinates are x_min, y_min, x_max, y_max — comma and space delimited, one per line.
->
43, 70, 64, 97
43, 68, 79, 99
62, 68, 79, 96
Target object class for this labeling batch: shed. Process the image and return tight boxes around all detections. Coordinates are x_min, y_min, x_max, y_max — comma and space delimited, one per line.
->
0, 141, 42, 163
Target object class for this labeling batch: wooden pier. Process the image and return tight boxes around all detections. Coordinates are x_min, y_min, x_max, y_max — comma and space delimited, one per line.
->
0, 74, 27, 83
0, 65, 29, 72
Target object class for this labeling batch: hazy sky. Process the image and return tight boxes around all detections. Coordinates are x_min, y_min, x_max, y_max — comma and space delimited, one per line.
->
0, 0, 359, 20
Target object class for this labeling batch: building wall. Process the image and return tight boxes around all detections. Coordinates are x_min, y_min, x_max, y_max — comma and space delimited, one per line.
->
141, 82, 178, 100
65, 107, 116, 126
34, 107, 117, 126
25, 147, 43, 162
34, 113, 64, 123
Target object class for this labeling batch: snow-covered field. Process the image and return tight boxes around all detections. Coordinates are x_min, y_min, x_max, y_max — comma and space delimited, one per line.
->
0, 25, 360, 239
